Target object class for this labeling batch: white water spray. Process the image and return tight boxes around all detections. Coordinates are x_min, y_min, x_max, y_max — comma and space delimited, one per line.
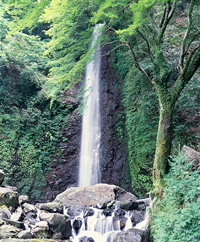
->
78, 24, 103, 187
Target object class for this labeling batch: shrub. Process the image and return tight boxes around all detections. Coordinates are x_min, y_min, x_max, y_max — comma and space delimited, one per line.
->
152, 154, 200, 241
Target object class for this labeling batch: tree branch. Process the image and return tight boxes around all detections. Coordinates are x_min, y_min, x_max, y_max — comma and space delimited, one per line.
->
158, 0, 177, 44
179, 0, 195, 72
125, 42, 153, 84
137, 29, 155, 64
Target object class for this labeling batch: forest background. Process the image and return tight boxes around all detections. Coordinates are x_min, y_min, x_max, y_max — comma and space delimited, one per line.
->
0, 0, 199, 210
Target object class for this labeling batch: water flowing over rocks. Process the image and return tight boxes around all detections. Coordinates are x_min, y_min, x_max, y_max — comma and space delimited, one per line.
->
0, 181, 150, 241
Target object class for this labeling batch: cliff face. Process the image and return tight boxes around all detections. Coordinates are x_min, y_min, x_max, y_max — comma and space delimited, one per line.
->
43, 83, 82, 202
100, 50, 130, 190
43, 49, 130, 202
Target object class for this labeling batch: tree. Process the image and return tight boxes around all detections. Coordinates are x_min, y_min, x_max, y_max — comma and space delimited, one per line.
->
93, 0, 200, 192
5, 0, 200, 193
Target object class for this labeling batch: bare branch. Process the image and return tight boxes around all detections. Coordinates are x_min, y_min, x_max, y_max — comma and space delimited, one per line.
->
179, 0, 196, 71
125, 42, 153, 84
137, 29, 155, 64
158, 0, 177, 44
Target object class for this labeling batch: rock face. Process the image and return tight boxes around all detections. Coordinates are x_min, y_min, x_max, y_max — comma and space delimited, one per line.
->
53, 184, 137, 207
43, 82, 82, 201
100, 47, 131, 190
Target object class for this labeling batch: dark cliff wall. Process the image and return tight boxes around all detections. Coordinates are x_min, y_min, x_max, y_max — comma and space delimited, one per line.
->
100, 48, 131, 191
43, 83, 82, 202
43, 49, 130, 202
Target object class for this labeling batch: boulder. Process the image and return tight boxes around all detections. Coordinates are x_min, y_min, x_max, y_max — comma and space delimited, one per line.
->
119, 200, 138, 210
18, 195, 29, 205
17, 230, 33, 239
39, 211, 72, 239
79, 236, 95, 242
0, 206, 12, 219
54, 184, 137, 207
0, 187, 19, 208
2, 218, 24, 229
131, 211, 145, 226
36, 202, 63, 213
0, 170, 5, 185
0, 224, 21, 239
22, 203, 36, 214
31, 221, 51, 239
182, 145, 200, 171
113, 228, 149, 242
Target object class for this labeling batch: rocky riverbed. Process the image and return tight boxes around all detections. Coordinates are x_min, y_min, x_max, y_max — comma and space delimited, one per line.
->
0, 170, 151, 241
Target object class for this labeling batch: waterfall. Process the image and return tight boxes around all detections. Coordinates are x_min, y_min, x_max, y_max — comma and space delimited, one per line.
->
78, 24, 103, 187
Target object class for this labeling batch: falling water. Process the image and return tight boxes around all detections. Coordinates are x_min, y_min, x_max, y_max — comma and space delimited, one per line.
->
78, 24, 103, 187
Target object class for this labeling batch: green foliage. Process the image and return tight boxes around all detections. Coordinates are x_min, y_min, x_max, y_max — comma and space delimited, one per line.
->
152, 155, 200, 241
112, 48, 159, 197
0, 15, 73, 201
173, 73, 200, 150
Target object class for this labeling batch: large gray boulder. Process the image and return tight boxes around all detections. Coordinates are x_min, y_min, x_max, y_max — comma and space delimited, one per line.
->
54, 183, 137, 207
0, 187, 19, 208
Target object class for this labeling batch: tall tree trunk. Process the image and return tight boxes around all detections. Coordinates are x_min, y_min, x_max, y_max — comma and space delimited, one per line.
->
153, 100, 175, 191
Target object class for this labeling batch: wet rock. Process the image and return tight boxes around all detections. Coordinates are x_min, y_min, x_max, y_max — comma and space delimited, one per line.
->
39, 211, 72, 239
107, 200, 115, 208
73, 219, 83, 234
83, 208, 94, 218
0, 224, 21, 239
118, 217, 128, 230
131, 211, 145, 226
103, 208, 112, 216
113, 228, 150, 242
79, 236, 95, 242
0, 186, 19, 208
114, 208, 125, 217
0, 170, 5, 185
54, 184, 136, 207
119, 200, 138, 210
95, 203, 107, 209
